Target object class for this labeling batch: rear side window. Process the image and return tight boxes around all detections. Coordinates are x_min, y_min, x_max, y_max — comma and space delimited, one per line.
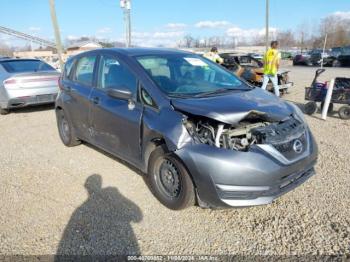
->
1, 60, 55, 73
74, 56, 97, 86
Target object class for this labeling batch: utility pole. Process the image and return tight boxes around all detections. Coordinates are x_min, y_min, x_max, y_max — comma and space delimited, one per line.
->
265, 0, 270, 51
321, 34, 328, 69
120, 0, 131, 47
49, 0, 64, 71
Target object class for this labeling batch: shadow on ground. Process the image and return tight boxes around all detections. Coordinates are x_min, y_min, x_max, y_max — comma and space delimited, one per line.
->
55, 174, 142, 258
10, 103, 55, 114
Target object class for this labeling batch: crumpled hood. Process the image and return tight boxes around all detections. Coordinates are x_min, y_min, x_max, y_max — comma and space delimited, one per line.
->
171, 88, 294, 125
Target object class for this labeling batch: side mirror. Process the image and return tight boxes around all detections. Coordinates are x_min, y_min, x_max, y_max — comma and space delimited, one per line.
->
107, 87, 132, 100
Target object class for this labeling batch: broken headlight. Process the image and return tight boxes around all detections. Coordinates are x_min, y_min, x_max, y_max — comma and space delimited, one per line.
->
287, 102, 306, 124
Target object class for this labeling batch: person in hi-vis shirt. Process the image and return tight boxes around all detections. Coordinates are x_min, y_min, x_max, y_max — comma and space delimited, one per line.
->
262, 41, 281, 97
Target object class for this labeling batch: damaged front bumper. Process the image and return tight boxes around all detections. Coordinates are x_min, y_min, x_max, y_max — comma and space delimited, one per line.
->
175, 129, 318, 208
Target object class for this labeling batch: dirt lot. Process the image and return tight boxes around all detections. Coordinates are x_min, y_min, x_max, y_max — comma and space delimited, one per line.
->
0, 65, 349, 256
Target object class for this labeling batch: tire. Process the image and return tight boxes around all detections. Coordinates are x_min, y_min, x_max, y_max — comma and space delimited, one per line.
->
332, 60, 341, 67
304, 102, 317, 115
56, 109, 81, 147
338, 106, 350, 120
147, 147, 195, 210
0, 107, 9, 115
320, 102, 334, 114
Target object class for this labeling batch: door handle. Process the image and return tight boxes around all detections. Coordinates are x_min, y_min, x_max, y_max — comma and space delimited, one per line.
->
92, 96, 100, 104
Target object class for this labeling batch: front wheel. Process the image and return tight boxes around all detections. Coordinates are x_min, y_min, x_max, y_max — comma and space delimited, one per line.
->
339, 106, 350, 120
0, 107, 9, 115
56, 109, 81, 147
147, 147, 195, 210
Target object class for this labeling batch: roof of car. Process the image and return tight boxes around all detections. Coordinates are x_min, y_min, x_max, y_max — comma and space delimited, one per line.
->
106, 47, 195, 56
0, 58, 41, 62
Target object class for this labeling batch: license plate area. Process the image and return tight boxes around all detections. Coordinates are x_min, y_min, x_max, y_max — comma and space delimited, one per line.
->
36, 94, 54, 103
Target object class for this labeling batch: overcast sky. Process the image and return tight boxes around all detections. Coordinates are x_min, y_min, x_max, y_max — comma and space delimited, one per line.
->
0, 0, 349, 47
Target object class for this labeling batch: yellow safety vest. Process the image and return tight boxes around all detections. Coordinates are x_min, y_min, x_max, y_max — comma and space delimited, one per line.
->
263, 48, 280, 75
203, 52, 224, 64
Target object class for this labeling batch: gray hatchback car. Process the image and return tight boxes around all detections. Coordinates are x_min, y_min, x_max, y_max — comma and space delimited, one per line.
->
55, 48, 318, 210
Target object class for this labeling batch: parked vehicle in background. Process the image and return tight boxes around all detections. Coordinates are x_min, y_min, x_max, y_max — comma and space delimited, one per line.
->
220, 53, 293, 95
56, 48, 317, 210
280, 51, 292, 60
293, 47, 350, 67
293, 49, 333, 66
247, 53, 263, 61
334, 46, 350, 67
293, 51, 312, 66
0, 58, 60, 115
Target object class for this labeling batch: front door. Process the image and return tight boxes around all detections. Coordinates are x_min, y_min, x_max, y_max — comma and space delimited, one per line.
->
90, 54, 142, 164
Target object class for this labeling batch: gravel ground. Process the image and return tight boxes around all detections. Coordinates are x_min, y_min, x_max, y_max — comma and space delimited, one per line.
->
0, 65, 349, 256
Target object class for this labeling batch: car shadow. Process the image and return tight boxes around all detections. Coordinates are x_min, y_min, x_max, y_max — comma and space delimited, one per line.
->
10, 103, 55, 114
55, 174, 142, 259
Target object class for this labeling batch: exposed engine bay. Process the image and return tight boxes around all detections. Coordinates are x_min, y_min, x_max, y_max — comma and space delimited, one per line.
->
184, 114, 305, 151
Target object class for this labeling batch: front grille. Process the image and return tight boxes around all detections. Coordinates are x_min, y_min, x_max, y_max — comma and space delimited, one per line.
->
273, 132, 308, 160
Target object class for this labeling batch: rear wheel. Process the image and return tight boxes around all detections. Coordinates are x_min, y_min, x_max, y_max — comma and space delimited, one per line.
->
321, 102, 334, 114
56, 109, 81, 147
0, 107, 9, 115
332, 60, 341, 67
304, 102, 317, 115
147, 147, 195, 210
338, 106, 350, 120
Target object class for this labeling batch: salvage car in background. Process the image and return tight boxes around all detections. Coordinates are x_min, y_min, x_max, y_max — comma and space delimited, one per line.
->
293, 51, 313, 66
334, 46, 350, 67
0, 58, 60, 115
56, 48, 318, 210
220, 53, 293, 95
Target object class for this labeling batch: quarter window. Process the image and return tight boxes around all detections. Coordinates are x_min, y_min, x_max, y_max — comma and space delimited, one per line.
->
63, 58, 75, 80
98, 55, 137, 94
74, 56, 96, 86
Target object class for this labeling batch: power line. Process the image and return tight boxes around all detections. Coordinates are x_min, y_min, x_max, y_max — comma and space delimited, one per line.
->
0, 25, 56, 48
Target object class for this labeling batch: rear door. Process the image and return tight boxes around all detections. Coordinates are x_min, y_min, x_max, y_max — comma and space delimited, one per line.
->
90, 54, 143, 164
61, 54, 98, 140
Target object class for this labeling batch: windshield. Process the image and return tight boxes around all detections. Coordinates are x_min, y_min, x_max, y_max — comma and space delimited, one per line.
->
136, 54, 250, 97
342, 47, 350, 55
1, 60, 55, 73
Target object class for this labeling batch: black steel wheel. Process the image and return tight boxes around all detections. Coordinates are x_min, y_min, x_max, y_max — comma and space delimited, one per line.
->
304, 102, 317, 115
0, 107, 9, 115
147, 147, 195, 210
339, 106, 350, 120
56, 109, 81, 147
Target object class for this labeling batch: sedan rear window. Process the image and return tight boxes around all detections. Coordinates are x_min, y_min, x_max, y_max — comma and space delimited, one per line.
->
1, 60, 55, 73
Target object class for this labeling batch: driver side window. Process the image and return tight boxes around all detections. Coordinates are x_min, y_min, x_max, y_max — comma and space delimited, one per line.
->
98, 55, 137, 95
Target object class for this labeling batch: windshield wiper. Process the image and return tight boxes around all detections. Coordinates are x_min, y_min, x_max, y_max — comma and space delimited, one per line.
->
194, 88, 248, 97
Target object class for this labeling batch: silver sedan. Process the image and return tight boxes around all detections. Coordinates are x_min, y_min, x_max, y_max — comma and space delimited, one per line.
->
0, 58, 60, 115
